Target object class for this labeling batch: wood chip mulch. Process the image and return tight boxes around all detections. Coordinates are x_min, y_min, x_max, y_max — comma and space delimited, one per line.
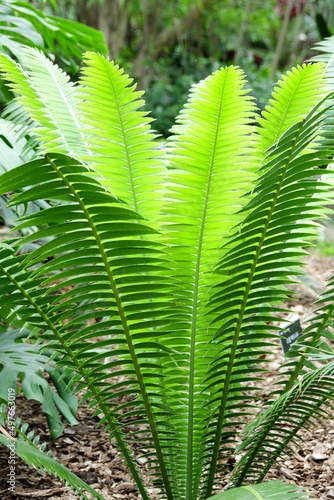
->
1, 253, 334, 499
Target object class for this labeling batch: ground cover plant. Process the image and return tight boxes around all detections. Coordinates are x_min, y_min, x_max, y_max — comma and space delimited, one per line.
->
1, 36, 334, 500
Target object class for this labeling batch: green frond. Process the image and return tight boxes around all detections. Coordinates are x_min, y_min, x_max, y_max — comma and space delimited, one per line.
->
0, 0, 107, 69
232, 361, 334, 486
257, 63, 327, 154
202, 95, 334, 497
207, 480, 311, 499
0, 436, 103, 499
0, 416, 104, 500
0, 154, 176, 499
312, 36, 334, 86
280, 274, 334, 392
160, 65, 258, 499
0, 47, 86, 156
78, 52, 166, 222
0, 49, 166, 223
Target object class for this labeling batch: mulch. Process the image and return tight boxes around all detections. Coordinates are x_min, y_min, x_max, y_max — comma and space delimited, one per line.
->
1, 253, 334, 500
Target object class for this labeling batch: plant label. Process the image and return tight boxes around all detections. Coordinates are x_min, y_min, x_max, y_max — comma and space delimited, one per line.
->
280, 315, 302, 355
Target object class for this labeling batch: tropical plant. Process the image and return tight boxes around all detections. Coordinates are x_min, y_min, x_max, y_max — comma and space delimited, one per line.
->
0, 36, 334, 500
0, 0, 107, 78
0, 323, 78, 439
0, 405, 104, 500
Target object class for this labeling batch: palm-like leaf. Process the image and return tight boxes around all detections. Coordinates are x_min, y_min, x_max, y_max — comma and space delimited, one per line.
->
0, 410, 104, 500
78, 52, 166, 222
0, 154, 175, 498
0, 48, 166, 222
0, 0, 107, 72
0, 49, 86, 156
158, 66, 258, 499
257, 63, 327, 154
232, 361, 334, 486
0, 436, 103, 499
202, 95, 334, 497
207, 480, 311, 499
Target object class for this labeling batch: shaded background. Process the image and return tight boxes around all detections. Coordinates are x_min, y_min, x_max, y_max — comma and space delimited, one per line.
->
32, 0, 334, 136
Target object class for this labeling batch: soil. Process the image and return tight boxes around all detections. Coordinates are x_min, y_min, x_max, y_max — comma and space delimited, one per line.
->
0, 252, 334, 500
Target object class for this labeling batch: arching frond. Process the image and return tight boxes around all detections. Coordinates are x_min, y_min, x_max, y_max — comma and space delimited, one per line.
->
0, 49, 166, 223
257, 63, 327, 154
0, 415, 104, 500
207, 480, 311, 499
78, 53, 166, 222
0, 435, 104, 499
0, 154, 176, 499
159, 66, 259, 499
0, 48, 86, 156
202, 95, 334, 498
0, 0, 107, 70
232, 361, 334, 486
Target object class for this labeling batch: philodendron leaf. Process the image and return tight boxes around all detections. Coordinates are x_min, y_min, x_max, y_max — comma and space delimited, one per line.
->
21, 371, 78, 440
0, 326, 78, 439
207, 481, 311, 499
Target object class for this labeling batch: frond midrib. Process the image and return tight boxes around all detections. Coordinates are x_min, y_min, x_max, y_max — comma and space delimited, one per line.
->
102, 58, 138, 212
0, 257, 147, 499
186, 70, 227, 500
45, 155, 173, 500
203, 121, 304, 498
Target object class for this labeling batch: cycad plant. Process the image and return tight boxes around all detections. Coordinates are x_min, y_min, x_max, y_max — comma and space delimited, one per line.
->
1, 38, 334, 500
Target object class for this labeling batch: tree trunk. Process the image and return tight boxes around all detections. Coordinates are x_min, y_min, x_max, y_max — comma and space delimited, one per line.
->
270, 0, 294, 80
76, 0, 211, 84
233, 0, 252, 66
76, 0, 130, 60
133, 0, 211, 82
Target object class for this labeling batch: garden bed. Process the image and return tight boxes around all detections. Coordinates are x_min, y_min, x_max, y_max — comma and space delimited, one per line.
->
0, 253, 334, 500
